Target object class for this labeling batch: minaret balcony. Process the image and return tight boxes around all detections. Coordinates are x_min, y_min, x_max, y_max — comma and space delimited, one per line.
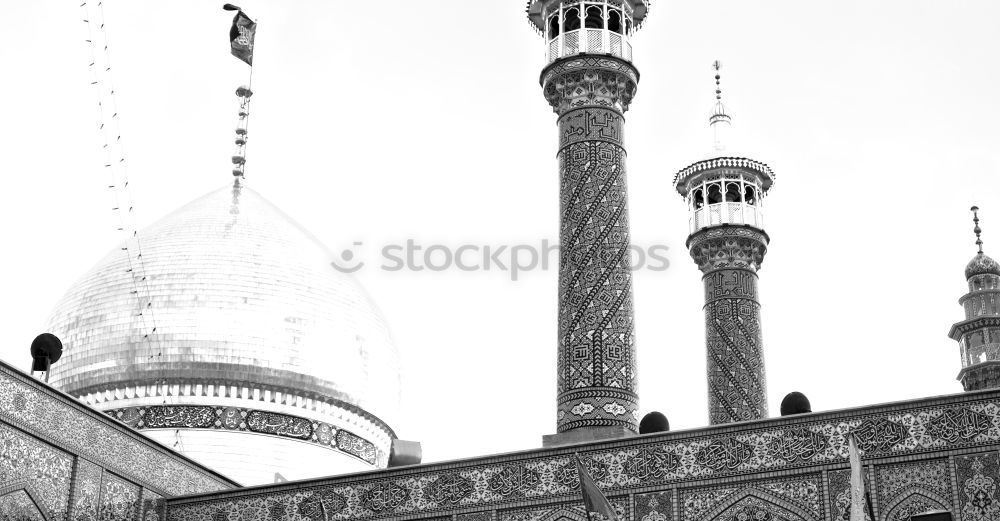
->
963, 342, 1000, 368
690, 202, 765, 235
546, 29, 632, 63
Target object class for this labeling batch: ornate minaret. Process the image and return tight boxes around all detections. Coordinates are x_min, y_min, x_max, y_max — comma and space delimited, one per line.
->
526, 0, 650, 443
673, 63, 775, 425
949, 207, 1000, 391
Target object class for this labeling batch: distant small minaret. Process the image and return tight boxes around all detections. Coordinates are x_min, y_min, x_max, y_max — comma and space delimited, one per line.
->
673, 63, 776, 425
949, 206, 1000, 391
526, 0, 650, 443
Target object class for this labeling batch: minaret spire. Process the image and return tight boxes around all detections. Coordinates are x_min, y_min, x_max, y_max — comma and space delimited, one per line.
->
973, 205, 984, 254
710, 60, 731, 153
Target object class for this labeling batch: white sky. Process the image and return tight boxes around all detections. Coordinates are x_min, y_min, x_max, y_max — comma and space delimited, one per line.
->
2, 1, 999, 465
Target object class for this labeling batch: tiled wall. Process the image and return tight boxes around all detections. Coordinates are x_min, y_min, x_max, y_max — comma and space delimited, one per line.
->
165, 391, 1000, 521
0, 361, 236, 520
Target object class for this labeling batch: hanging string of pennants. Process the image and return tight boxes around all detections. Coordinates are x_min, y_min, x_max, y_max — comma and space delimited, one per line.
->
79, 0, 162, 366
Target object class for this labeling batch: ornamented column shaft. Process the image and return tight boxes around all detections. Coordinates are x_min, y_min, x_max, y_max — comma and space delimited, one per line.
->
689, 227, 769, 424
544, 56, 640, 434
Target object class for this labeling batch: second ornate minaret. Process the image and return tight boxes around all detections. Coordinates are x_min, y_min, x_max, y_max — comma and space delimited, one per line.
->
673, 63, 775, 425
949, 207, 1000, 391
527, 0, 650, 443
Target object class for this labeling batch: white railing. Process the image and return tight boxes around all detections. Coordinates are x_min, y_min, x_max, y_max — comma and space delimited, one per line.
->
690, 203, 765, 234
546, 29, 632, 63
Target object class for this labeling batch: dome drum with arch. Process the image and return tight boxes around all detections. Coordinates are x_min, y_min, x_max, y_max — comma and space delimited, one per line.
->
44, 181, 401, 485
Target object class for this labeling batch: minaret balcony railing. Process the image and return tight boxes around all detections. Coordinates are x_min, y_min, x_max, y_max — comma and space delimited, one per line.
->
546, 29, 632, 64
690, 202, 765, 234
963, 342, 1000, 368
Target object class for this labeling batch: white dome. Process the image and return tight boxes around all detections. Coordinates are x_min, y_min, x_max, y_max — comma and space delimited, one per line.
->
44, 181, 400, 484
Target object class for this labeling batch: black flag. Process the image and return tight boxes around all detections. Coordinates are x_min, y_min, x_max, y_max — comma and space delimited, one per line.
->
575, 454, 619, 521
224, 4, 256, 65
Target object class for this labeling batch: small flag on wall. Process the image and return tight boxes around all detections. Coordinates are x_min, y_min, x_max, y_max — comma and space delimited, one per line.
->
575, 454, 619, 521
223, 4, 256, 65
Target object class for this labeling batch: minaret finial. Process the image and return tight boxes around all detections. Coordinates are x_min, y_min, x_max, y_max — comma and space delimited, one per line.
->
713, 60, 723, 102
709, 60, 731, 151
973, 206, 984, 254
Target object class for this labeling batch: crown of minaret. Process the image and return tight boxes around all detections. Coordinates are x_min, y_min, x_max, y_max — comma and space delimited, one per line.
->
950, 206, 1000, 391
966, 207, 1000, 279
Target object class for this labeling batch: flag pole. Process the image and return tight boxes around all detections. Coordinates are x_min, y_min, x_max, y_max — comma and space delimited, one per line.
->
577, 454, 595, 521
241, 29, 255, 179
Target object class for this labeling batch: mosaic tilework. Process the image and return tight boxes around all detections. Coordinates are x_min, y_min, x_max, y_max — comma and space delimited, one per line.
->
0, 366, 233, 495
635, 491, 671, 521
0, 489, 46, 521
556, 137, 637, 434
164, 394, 1000, 521
70, 459, 103, 521
559, 108, 623, 150
682, 478, 819, 521
544, 54, 641, 435
828, 469, 871, 521
690, 228, 769, 425
882, 494, 949, 521
876, 459, 951, 519
99, 473, 140, 521
541, 56, 639, 115
0, 423, 73, 521
956, 451, 1000, 521
500, 497, 627, 521
707, 495, 809, 521
165, 488, 351, 521
683, 485, 736, 520
107, 405, 379, 465
457, 512, 493, 521
141, 489, 164, 521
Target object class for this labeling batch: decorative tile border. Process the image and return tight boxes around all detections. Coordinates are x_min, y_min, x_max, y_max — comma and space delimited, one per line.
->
69, 459, 103, 521
0, 423, 73, 521
956, 451, 1000, 521
166, 391, 1000, 520
99, 473, 140, 521
105, 405, 379, 465
0, 361, 236, 496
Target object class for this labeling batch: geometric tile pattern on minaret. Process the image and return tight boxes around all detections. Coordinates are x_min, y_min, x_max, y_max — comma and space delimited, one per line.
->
689, 226, 769, 424
949, 206, 1000, 391
673, 63, 776, 424
527, 0, 651, 436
